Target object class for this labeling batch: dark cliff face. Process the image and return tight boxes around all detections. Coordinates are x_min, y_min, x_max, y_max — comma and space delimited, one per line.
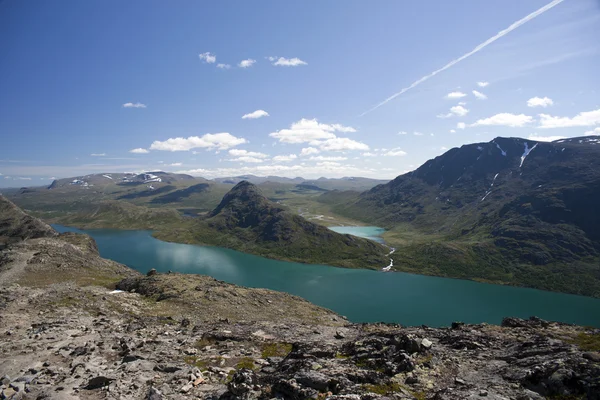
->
0, 195, 58, 246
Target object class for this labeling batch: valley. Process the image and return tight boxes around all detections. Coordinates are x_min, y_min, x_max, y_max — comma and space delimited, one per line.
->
4, 136, 600, 297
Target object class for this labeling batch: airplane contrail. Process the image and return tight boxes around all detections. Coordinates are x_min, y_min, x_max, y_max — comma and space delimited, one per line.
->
359, 0, 565, 116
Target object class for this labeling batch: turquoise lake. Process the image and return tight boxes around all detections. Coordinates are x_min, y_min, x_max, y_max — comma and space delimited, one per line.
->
54, 225, 600, 328
329, 226, 387, 243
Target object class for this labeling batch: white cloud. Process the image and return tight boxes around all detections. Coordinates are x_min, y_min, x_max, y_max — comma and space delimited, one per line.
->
527, 96, 554, 108
472, 90, 488, 100
457, 122, 466, 130
17, 177, 32, 180
150, 133, 247, 151
228, 149, 269, 159
312, 137, 369, 152
216, 63, 231, 69
238, 59, 256, 68
528, 134, 566, 142
471, 113, 533, 127
122, 102, 146, 108
383, 148, 407, 156
440, 147, 448, 151
230, 156, 265, 163
438, 105, 469, 118
538, 108, 600, 129
300, 147, 320, 156
585, 127, 600, 136
450, 129, 456, 133
362, 152, 376, 157
198, 52, 216, 63
477, 81, 489, 87
359, 0, 564, 116
398, 131, 408, 135
446, 91, 467, 99
169, 162, 183, 167
272, 154, 297, 162
271, 57, 307, 67
90, 153, 106, 157
130, 148, 149, 154
242, 109, 269, 119
308, 156, 347, 161
413, 131, 424, 136
269, 118, 355, 144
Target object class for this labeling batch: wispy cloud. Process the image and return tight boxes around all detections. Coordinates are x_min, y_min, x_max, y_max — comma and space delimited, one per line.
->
129, 148, 149, 154
527, 96, 553, 107
216, 63, 231, 69
471, 113, 534, 127
359, 0, 564, 116
242, 110, 270, 119
472, 90, 488, 100
228, 149, 269, 159
198, 52, 216, 63
538, 108, 600, 128
150, 133, 247, 151
122, 102, 146, 108
446, 91, 467, 99
273, 154, 298, 162
238, 59, 256, 68
477, 81, 489, 87
528, 134, 566, 142
269, 57, 308, 67
438, 105, 469, 118
90, 153, 106, 157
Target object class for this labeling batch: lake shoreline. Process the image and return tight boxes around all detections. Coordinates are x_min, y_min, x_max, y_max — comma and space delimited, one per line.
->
52, 224, 600, 328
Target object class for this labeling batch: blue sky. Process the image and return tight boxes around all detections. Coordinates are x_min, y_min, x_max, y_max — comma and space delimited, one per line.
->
0, 0, 598, 187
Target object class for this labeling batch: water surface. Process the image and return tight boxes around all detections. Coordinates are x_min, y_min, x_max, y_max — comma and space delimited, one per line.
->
328, 226, 386, 243
54, 225, 600, 327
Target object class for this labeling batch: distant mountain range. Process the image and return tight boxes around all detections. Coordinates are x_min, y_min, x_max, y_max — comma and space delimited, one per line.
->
323, 136, 600, 296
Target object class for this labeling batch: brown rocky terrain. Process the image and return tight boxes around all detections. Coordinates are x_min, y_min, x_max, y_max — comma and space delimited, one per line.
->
1, 195, 599, 399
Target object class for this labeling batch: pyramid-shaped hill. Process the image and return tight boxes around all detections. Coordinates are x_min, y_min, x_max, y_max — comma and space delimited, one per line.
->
184, 181, 389, 269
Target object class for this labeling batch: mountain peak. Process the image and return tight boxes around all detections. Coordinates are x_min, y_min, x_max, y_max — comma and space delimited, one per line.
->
208, 180, 271, 219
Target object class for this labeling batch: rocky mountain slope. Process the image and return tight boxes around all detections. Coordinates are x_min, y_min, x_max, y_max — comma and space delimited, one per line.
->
323, 136, 600, 297
1, 199, 599, 399
0, 196, 57, 248
157, 181, 389, 269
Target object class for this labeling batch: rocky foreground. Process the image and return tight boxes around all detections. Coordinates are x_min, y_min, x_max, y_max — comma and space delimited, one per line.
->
1, 196, 599, 400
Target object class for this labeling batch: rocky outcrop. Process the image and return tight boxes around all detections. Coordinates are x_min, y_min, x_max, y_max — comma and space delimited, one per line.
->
0, 196, 57, 247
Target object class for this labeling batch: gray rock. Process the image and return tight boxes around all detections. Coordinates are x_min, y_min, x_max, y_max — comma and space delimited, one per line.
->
147, 387, 162, 400
294, 371, 330, 391
421, 338, 433, 350
8, 382, 24, 393
228, 369, 257, 396
83, 376, 114, 390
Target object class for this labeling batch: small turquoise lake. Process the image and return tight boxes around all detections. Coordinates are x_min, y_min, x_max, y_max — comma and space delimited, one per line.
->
54, 225, 600, 328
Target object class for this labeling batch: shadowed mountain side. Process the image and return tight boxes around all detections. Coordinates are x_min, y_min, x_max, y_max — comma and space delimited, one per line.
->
320, 136, 600, 297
